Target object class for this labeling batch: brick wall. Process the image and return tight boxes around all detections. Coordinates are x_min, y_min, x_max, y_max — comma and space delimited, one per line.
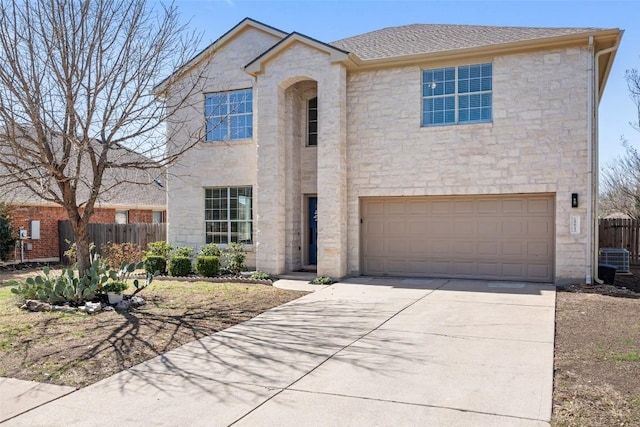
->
6, 205, 162, 262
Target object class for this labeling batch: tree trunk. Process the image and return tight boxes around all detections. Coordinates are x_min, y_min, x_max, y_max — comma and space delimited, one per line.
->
71, 221, 92, 276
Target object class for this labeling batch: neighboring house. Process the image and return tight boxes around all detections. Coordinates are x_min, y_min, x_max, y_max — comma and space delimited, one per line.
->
1, 144, 166, 263
158, 18, 622, 284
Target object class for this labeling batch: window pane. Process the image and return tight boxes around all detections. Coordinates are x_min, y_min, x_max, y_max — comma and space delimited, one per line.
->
458, 66, 469, 80
469, 78, 481, 93
205, 186, 252, 244
482, 93, 492, 107
423, 63, 490, 127
205, 89, 253, 141
481, 77, 492, 91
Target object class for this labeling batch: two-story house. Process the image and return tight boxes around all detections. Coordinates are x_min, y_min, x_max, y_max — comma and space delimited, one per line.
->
157, 18, 621, 284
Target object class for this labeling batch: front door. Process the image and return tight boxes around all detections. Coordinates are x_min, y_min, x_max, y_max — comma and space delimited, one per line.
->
309, 197, 318, 264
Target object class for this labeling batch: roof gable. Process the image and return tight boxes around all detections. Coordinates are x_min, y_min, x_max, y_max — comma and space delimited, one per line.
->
154, 18, 287, 94
245, 32, 350, 75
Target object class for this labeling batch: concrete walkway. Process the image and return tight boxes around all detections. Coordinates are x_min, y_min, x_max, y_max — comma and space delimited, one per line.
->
1, 278, 555, 426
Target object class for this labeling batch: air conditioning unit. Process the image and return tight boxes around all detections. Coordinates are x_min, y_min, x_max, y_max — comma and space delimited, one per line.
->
599, 248, 630, 274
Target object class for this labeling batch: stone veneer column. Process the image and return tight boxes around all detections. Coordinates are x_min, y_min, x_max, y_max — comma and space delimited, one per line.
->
255, 80, 287, 275
317, 64, 348, 278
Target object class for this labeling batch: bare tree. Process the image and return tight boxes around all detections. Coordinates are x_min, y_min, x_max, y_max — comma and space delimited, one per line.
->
601, 60, 640, 220
0, 0, 206, 273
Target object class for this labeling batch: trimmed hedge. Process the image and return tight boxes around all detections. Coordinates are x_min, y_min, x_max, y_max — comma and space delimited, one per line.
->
195, 256, 220, 277
144, 255, 167, 275
168, 256, 192, 277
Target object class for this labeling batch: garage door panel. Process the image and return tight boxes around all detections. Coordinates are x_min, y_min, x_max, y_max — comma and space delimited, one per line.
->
478, 262, 499, 276
366, 201, 386, 215
453, 221, 475, 235
478, 199, 499, 214
527, 219, 552, 236
527, 242, 551, 257
430, 221, 452, 235
387, 240, 406, 256
387, 202, 406, 215
453, 241, 474, 256
366, 220, 385, 235
453, 200, 475, 214
528, 198, 553, 214
453, 261, 475, 275
407, 240, 428, 254
502, 199, 525, 214
477, 219, 499, 235
502, 241, 524, 256
362, 195, 554, 282
431, 201, 453, 215
502, 263, 525, 277
429, 240, 452, 255
365, 240, 385, 257
528, 264, 552, 280
386, 221, 406, 234
477, 242, 499, 256
502, 221, 523, 236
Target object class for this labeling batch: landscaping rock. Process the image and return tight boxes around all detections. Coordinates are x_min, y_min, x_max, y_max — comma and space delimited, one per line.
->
102, 305, 115, 312
130, 296, 146, 307
22, 300, 52, 312
84, 302, 102, 314
52, 305, 78, 313
115, 300, 131, 310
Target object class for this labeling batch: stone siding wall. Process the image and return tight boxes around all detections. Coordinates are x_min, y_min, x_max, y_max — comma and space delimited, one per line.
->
346, 47, 590, 282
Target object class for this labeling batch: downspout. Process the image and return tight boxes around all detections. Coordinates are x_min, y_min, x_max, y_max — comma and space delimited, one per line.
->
589, 35, 622, 284
586, 36, 594, 284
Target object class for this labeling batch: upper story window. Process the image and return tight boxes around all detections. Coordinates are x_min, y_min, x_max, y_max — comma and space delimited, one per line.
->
205, 89, 253, 141
307, 97, 317, 146
205, 186, 253, 245
422, 63, 492, 126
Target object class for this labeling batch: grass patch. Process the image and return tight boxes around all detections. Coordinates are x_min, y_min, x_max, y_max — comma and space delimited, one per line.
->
0, 278, 307, 388
611, 351, 640, 362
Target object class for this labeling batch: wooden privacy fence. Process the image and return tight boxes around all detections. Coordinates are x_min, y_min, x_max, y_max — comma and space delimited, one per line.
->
58, 221, 167, 261
599, 218, 640, 265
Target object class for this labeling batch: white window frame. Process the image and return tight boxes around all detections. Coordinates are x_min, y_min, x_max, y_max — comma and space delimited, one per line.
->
115, 210, 128, 225
204, 89, 253, 141
421, 63, 492, 127
306, 96, 318, 146
204, 186, 253, 245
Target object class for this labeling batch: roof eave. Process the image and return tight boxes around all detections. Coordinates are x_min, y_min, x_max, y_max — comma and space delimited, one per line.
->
343, 28, 622, 72
596, 29, 624, 101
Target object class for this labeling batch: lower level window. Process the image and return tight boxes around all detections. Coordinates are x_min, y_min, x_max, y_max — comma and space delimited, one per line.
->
205, 186, 253, 244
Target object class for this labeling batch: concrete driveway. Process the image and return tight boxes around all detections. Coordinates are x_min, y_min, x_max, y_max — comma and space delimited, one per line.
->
2, 278, 555, 426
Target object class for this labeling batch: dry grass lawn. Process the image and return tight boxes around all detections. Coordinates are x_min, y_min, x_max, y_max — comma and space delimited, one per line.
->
552, 287, 640, 426
0, 273, 307, 388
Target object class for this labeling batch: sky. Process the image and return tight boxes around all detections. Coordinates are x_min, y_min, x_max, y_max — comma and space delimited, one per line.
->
171, 0, 639, 170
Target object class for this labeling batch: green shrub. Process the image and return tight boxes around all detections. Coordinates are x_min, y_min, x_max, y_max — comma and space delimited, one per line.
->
168, 256, 192, 277
101, 242, 143, 269
172, 246, 194, 258
0, 202, 16, 261
311, 276, 333, 285
199, 243, 221, 257
144, 255, 167, 275
222, 242, 246, 274
195, 256, 220, 277
102, 281, 129, 293
145, 241, 173, 259
11, 264, 105, 304
250, 271, 270, 280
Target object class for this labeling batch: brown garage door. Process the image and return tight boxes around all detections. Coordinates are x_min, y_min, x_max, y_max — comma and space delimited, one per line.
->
361, 194, 554, 282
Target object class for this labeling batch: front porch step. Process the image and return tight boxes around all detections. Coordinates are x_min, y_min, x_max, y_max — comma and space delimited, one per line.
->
276, 271, 317, 281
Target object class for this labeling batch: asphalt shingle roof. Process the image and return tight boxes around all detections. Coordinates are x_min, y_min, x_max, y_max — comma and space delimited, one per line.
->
330, 24, 606, 60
